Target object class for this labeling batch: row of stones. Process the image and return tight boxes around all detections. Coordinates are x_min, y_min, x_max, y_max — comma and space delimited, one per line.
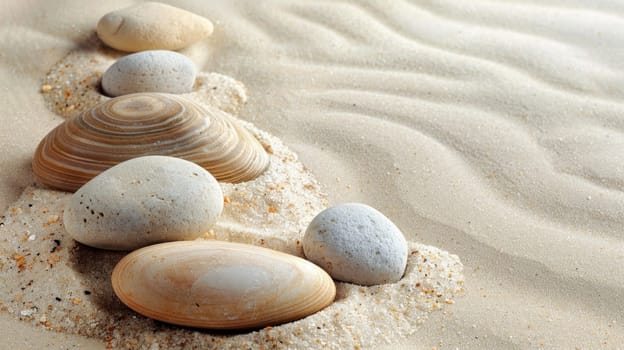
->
97, 2, 213, 96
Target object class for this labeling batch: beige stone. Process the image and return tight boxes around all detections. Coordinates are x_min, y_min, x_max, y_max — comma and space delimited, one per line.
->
63, 156, 224, 250
96, 2, 214, 52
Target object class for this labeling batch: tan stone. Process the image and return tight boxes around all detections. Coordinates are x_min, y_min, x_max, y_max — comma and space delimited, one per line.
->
96, 2, 214, 52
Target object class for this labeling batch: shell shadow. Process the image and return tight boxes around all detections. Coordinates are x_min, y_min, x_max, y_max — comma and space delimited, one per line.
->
74, 30, 123, 56
68, 242, 127, 313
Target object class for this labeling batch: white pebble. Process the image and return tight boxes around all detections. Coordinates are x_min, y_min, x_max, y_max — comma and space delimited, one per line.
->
101, 50, 196, 97
20, 308, 37, 317
303, 203, 408, 285
63, 156, 223, 250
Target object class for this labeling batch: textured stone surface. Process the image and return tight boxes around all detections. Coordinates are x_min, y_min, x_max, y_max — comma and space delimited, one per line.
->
101, 50, 196, 96
97, 2, 214, 52
63, 156, 223, 250
303, 203, 408, 285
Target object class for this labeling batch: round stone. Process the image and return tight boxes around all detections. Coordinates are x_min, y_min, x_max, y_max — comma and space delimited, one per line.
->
96, 2, 214, 52
101, 50, 196, 97
63, 156, 223, 250
303, 203, 408, 285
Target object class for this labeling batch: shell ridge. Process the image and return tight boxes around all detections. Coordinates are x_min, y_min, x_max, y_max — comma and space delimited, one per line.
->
111, 241, 335, 330
33, 93, 269, 191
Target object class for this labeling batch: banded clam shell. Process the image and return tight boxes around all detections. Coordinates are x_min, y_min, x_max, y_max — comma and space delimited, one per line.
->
111, 241, 336, 330
32, 93, 269, 191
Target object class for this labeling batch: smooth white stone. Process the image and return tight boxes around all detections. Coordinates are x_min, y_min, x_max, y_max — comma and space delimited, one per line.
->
101, 50, 196, 97
303, 203, 408, 285
63, 156, 223, 250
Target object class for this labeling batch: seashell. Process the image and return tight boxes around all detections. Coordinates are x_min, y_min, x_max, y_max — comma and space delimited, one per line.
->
97, 2, 214, 52
111, 241, 336, 330
32, 93, 269, 192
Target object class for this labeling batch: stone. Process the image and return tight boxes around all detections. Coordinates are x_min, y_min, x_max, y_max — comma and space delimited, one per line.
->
303, 203, 408, 285
101, 50, 196, 97
97, 2, 214, 52
63, 156, 223, 250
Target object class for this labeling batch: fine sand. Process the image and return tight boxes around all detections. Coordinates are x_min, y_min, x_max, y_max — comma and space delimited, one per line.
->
1, 0, 624, 349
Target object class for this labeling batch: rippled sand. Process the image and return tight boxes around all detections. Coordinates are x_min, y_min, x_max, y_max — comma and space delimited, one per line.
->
1, 0, 623, 349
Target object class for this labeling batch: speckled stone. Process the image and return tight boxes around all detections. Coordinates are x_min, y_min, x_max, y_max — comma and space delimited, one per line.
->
63, 156, 223, 250
303, 203, 408, 285
101, 50, 196, 97
97, 2, 214, 52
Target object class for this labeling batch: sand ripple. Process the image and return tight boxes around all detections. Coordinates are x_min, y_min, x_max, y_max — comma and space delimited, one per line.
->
197, 1, 624, 348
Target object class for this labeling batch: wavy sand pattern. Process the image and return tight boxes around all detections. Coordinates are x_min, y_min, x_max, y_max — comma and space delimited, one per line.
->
1, 0, 624, 349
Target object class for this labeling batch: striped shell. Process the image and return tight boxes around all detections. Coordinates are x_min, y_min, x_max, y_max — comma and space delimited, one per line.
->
112, 241, 336, 330
32, 93, 269, 191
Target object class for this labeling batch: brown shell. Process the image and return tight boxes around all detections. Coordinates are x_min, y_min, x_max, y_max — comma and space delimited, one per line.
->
111, 241, 336, 330
32, 93, 269, 191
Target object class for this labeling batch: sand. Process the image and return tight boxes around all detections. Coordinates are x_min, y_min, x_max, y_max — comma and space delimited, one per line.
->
1, 0, 623, 349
